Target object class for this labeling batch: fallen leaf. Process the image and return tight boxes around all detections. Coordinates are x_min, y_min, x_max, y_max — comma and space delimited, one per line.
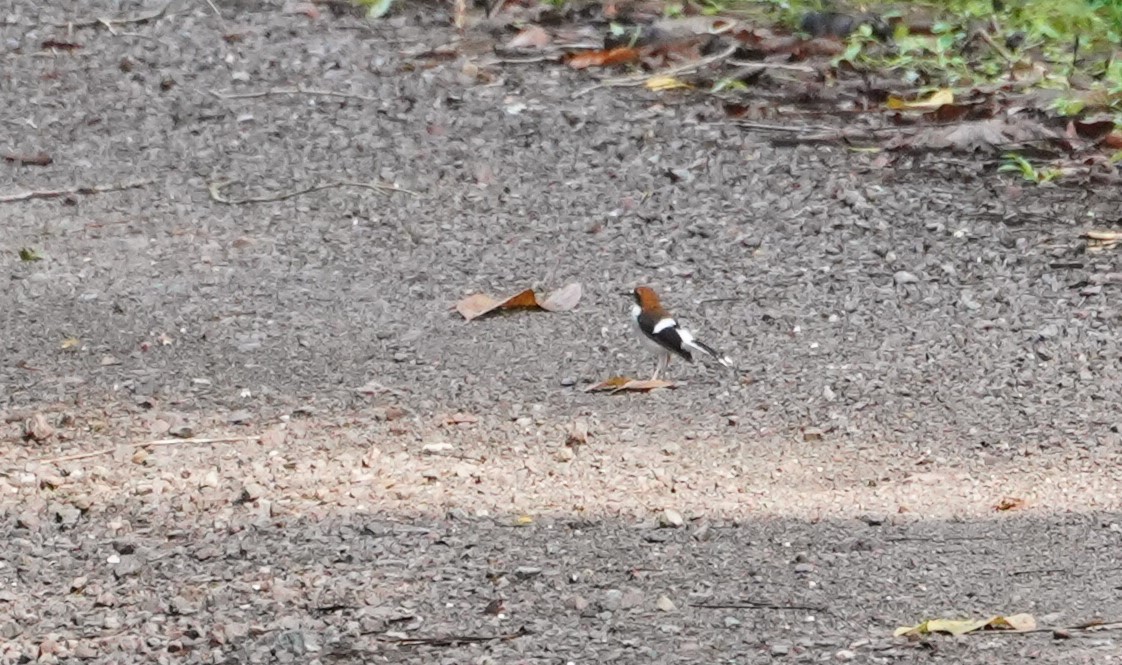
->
886, 88, 954, 111
1086, 230, 1122, 240
992, 614, 1036, 631
645, 75, 690, 91
585, 376, 631, 392
511, 514, 533, 526
60, 337, 80, 350
895, 614, 1037, 637
538, 283, 582, 312
18, 248, 42, 262
457, 283, 582, 321
1071, 119, 1115, 142
585, 376, 678, 393
456, 289, 538, 321
994, 496, 1026, 511
565, 47, 640, 70
3, 153, 52, 166
506, 25, 551, 49
41, 39, 81, 51
894, 116, 1056, 154
443, 412, 478, 426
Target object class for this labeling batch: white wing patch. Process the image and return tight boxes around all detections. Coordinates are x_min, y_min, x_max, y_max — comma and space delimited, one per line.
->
652, 318, 678, 334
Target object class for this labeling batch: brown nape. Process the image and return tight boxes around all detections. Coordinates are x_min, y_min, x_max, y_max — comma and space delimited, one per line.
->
633, 285, 663, 311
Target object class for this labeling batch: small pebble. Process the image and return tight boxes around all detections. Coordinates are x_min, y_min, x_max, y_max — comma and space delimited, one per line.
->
658, 509, 684, 528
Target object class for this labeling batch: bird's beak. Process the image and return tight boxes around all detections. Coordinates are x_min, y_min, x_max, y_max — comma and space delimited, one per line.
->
617, 290, 632, 297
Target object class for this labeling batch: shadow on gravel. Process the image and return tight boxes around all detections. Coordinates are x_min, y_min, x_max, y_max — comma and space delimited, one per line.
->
3, 508, 1120, 663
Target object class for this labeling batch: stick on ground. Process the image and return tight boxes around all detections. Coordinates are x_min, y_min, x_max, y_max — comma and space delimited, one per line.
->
53, 1, 174, 31
207, 179, 418, 204
572, 44, 738, 98
36, 435, 261, 465
210, 87, 384, 103
0, 178, 154, 204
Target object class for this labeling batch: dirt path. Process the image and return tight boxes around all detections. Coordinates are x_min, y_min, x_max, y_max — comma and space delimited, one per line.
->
3, 1, 1122, 662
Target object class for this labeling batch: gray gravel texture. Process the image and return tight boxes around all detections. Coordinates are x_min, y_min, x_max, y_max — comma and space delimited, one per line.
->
3, 0, 1122, 663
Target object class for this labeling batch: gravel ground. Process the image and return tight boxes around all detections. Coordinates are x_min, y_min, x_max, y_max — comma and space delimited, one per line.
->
3, 1, 1122, 662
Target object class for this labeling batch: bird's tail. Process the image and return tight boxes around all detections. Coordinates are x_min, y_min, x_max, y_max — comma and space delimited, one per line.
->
685, 339, 735, 370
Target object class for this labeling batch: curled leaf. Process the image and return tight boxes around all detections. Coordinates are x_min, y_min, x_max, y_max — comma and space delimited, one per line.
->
586, 376, 678, 393
538, 283, 582, 312
895, 614, 1036, 637
565, 47, 640, 70
646, 75, 690, 92
456, 289, 538, 321
886, 88, 954, 111
456, 283, 582, 321
506, 25, 551, 49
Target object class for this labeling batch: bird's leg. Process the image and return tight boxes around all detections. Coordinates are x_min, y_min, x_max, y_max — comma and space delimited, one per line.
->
651, 352, 669, 381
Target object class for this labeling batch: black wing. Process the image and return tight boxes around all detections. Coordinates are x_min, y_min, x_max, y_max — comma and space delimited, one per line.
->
637, 310, 693, 361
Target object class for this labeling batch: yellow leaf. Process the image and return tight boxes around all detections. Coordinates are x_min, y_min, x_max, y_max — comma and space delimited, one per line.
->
646, 75, 690, 92
512, 514, 533, 526
895, 614, 1036, 637
895, 618, 990, 637
886, 88, 954, 110
60, 337, 80, 350
1086, 230, 1122, 241
992, 613, 1036, 631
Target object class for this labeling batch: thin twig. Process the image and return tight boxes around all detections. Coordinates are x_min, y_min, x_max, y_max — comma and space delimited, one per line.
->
210, 86, 383, 103
573, 44, 738, 98
35, 435, 261, 465
727, 59, 818, 73
204, 0, 227, 30
1011, 567, 1067, 577
53, 1, 174, 30
0, 178, 153, 204
691, 601, 825, 612
377, 627, 529, 647
976, 30, 1017, 64
207, 179, 417, 205
730, 121, 838, 134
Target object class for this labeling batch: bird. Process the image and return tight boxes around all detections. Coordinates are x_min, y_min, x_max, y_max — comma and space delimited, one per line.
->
626, 285, 734, 380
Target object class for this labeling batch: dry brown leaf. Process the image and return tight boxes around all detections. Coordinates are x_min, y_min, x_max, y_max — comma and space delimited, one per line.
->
457, 284, 581, 320
565, 47, 641, 70
506, 25, 551, 49
585, 376, 677, 393
456, 289, 538, 321
538, 283, 582, 312
893, 116, 1056, 154
994, 497, 1026, 511
443, 412, 479, 426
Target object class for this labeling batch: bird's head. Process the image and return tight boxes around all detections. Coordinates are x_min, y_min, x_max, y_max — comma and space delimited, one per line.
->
629, 286, 662, 311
